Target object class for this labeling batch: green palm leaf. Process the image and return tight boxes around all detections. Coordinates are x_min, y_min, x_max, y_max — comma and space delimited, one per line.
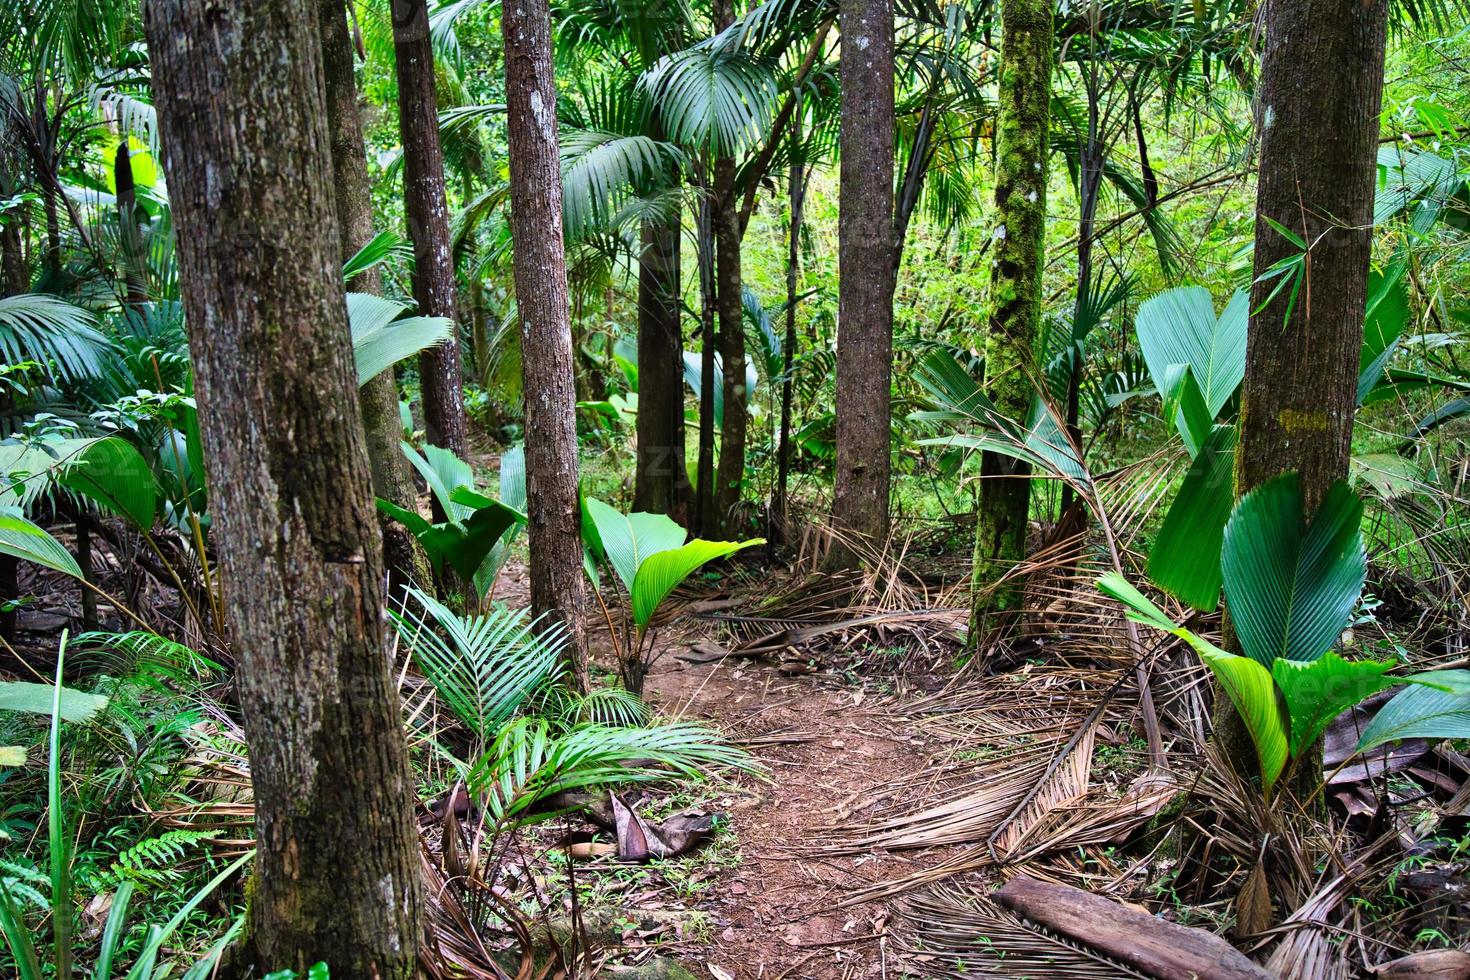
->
1147, 425, 1236, 611
631, 537, 763, 627
347, 292, 454, 386
1272, 652, 1397, 758
0, 509, 82, 579
1134, 286, 1247, 423
584, 498, 688, 592
1221, 475, 1366, 665
1357, 670, 1470, 753
1200, 647, 1289, 797
0, 294, 115, 383
59, 437, 158, 530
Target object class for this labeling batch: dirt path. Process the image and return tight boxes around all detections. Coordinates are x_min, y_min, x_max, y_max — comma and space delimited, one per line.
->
638, 648, 945, 979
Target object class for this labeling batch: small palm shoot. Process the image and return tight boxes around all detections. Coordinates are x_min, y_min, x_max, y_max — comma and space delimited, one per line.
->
582, 498, 763, 694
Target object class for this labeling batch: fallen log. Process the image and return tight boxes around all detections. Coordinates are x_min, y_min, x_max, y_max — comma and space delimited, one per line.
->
1369, 949, 1470, 979
993, 876, 1273, 980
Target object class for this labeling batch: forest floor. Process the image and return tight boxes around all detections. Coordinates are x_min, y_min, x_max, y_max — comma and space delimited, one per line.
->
638, 648, 949, 979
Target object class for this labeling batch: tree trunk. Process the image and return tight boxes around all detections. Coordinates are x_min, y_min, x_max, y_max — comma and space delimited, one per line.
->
711, 0, 746, 538
695, 191, 717, 535
774, 108, 806, 540
826, 0, 895, 570
145, 2, 423, 975
971, 0, 1053, 628
1221, 0, 1389, 801
113, 142, 149, 307
320, 0, 433, 602
1063, 85, 1103, 517
392, 0, 468, 456
633, 207, 689, 521
502, 0, 590, 689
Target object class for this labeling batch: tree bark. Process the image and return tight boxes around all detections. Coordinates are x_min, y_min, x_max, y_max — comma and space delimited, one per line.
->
1221, 0, 1389, 801
695, 190, 717, 534
113, 142, 149, 307
145, 2, 423, 975
711, 0, 747, 538
774, 108, 806, 540
392, 0, 469, 456
633, 207, 689, 521
320, 0, 433, 602
971, 0, 1053, 627
502, 0, 590, 688
826, 0, 895, 570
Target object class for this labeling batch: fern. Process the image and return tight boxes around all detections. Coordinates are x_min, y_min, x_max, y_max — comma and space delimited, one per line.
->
0, 859, 49, 911
102, 829, 221, 888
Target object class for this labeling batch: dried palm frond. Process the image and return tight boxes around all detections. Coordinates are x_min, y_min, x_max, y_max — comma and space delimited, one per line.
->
894, 883, 1152, 978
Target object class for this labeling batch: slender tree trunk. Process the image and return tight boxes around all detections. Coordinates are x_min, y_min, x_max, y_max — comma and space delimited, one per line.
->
696, 190, 717, 535
711, 0, 747, 538
826, 0, 895, 570
774, 109, 806, 539
1221, 0, 1389, 801
320, 0, 433, 601
0, 172, 22, 641
113, 142, 149, 307
634, 207, 689, 521
502, 0, 590, 688
392, 0, 468, 456
146, 2, 423, 975
1062, 88, 1103, 517
971, 0, 1053, 629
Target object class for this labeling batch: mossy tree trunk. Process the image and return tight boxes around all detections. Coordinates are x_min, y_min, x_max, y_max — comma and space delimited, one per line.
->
145, 0, 423, 974
393, 0, 469, 457
971, 0, 1053, 631
503, 0, 590, 688
826, 0, 895, 570
1219, 0, 1389, 802
320, 0, 433, 602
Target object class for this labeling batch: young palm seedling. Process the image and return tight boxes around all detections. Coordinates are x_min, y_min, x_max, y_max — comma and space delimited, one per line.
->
582, 498, 762, 694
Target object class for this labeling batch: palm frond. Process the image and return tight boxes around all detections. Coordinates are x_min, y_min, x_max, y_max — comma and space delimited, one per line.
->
0, 294, 115, 383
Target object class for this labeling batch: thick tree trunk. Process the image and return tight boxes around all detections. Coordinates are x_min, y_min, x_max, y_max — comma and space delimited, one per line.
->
320, 0, 433, 601
826, 0, 895, 570
392, 0, 468, 456
634, 209, 689, 521
971, 0, 1053, 627
774, 110, 806, 539
696, 193, 717, 535
1220, 0, 1389, 801
145, 2, 423, 975
502, 0, 590, 688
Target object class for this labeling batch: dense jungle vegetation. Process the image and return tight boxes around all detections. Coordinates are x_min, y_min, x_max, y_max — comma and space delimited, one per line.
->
1, 0, 1470, 976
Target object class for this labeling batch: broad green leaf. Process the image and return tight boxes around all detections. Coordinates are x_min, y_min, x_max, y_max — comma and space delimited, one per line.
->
61, 437, 158, 529
0, 510, 82, 578
584, 498, 687, 592
0, 747, 25, 766
631, 538, 763, 627
349, 291, 454, 386
1272, 652, 1397, 757
0, 680, 107, 722
1357, 669, 1470, 753
1148, 425, 1236, 611
1199, 647, 1289, 797
1158, 364, 1212, 457
1357, 263, 1410, 405
1135, 286, 1248, 421
1097, 572, 1230, 661
376, 497, 434, 538
401, 441, 474, 520
1222, 475, 1365, 665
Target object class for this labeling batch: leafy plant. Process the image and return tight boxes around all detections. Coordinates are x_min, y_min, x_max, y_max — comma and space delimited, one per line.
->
582, 498, 762, 693
1099, 476, 1468, 799
376, 442, 526, 592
